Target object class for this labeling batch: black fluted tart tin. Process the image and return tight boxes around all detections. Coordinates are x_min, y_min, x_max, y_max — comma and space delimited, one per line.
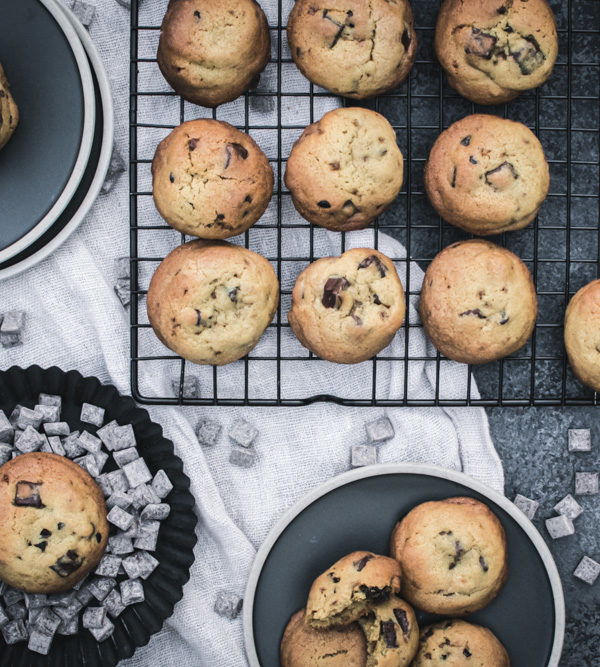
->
0, 365, 197, 666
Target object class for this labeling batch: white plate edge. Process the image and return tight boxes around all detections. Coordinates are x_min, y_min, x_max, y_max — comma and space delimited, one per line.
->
243, 463, 565, 667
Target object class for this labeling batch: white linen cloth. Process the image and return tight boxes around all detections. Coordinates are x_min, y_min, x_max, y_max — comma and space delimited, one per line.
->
0, 0, 504, 664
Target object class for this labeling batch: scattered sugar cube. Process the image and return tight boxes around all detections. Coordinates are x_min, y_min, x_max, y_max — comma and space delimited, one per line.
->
0, 410, 14, 442
196, 419, 222, 447
103, 589, 126, 618
229, 420, 258, 448
33, 607, 61, 635
102, 146, 126, 194
15, 407, 43, 430
114, 278, 130, 307
71, 0, 97, 29
34, 404, 60, 423
128, 483, 160, 509
80, 403, 105, 427
107, 506, 135, 531
82, 607, 107, 629
113, 447, 139, 468
15, 425, 44, 453
75, 584, 95, 606
97, 420, 118, 446
43, 421, 70, 437
214, 591, 243, 620
38, 394, 61, 409
171, 375, 201, 399
2, 619, 27, 644
78, 430, 102, 454
108, 424, 137, 451
0, 311, 25, 347
88, 616, 115, 642
115, 256, 130, 279
107, 535, 134, 555
95, 554, 123, 578
8, 405, 23, 426
93, 450, 109, 473
105, 469, 130, 493
106, 492, 133, 510
140, 503, 170, 522
28, 629, 53, 655
365, 416, 395, 443
573, 556, 600, 585
575, 472, 599, 496
62, 431, 85, 457
151, 469, 173, 499
26, 594, 48, 609
545, 515, 575, 539
554, 494, 583, 520
122, 516, 141, 539
120, 579, 145, 606
229, 445, 257, 468
122, 551, 159, 580
123, 458, 152, 487
53, 599, 83, 622
513, 494, 539, 521
47, 591, 75, 608
88, 577, 117, 603
568, 429, 591, 452
351, 444, 377, 468
57, 615, 79, 635
4, 589, 24, 605
76, 453, 101, 478
6, 602, 26, 620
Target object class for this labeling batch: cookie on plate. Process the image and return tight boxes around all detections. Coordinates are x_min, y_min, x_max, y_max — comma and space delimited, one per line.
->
358, 594, 419, 666
147, 240, 279, 365
157, 0, 270, 107
413, 620, 510, 666
152, 119, 273, 239
288, 248, 405, 364
435, 0, 558, 105
285, 107, 404, 231
390, 497, 508, 616
564, 279, 600, 392
287, 0, 416, 99
0, 62, 19, 151
419, 240, 537, 364
424, 114, 549, 236
281, 609, 367, 666
0, 453, 109, 593
306, 551, 402, 628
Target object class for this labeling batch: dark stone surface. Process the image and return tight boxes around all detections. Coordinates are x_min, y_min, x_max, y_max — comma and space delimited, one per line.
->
488, 408, 600, 666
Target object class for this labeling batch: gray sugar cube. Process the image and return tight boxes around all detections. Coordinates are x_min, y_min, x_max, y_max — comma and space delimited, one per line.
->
195, 419, 222, 447
122, 516, 141, 539
43, 421, 70, 437
95, 554, 123, 578
2, 618, 27, 644
128, 482, 160, 509
0, 581, 6, 596
120, 579, 145, 606
108, 535, 134, 555
88, 616, 115, 642
113, 447, 139, 468
94, 450, 109, 473
4, 589, 24, 605
568, 429, 591, 452
34, 404, 60, 423
513, 494, 539, 521
57, 615, 79, 635
38, 393, 61, 409
106, 469, 130, 493
575, 472, 599, 496
102, 146, 126, 194
15, 425, 44, 453
47, 591, 75, 607
107, 506, 135, 531
76, 454, 100, 478
0, 410, 14, 441
0, 311, 25, 347
123, 458, 152, 487
96, 473, 113, 497
8, 405, 23, 426
80, 403, 105, 427
82, 607, 106, 629
114, 278, 130, 307
53, 599, 83, 622
108, 424, 136, 451
106, 492, 132, 510
214, 591, 243, 620
115, 256, 130, 279
75, 584, 95, 606
103, 589, 126, 618
151, 469, 173, 499
351, 444, 377, 468
6, 602, 26, 620
545, 515, 575, 539
229, 419, 258, 448
89, 577, 117, 603
15, 407, 43, 430
554, 494, 584, 520
72, 574, 88, 591
573, 556, 600, 585
62, 431, 85, 458
140, 503, 170, 522
0, 443, 12, 464
123, 551, 159, 580
28, 629, 53, 655
365, 416, 395, 443
97, 420, 118, 446
39, 435, 52, 453
0, 605, 8, 627
171, 375, 201, 399
71, 0, 97, 28
133, 529, 158, 552
26, 594, 48, 609
78, 430, 102, 454
229, 445, 257, 468
33, 607, 61, 635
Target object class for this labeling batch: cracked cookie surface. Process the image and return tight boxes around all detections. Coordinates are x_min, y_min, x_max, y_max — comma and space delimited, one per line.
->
152, 119, 273, 239
419, 240, 537, 364
147, 240, 279, 365
564, 279, 600, 392
0, 453, 108, 593
281, 609, 367, 666
390, 497, 508, 616
287, 0, 417, 98
285, 108, 404, 231
288, 248, 405, 363
306, 551, 402, 628
157, 0, 270, 107
424, 114, 549, 236
435, 0, 558, 105
413, 620, 510, 666
0, 62, 19, 151
358, 594, 419, 666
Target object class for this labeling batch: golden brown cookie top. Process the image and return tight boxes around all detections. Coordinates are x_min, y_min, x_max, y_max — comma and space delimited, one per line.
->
564, 279, 600, 392
0, 62, 19, 151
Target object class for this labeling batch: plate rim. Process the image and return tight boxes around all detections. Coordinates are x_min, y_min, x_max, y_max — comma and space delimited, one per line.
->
243, 463, 565, 667
0, 0, 114, 281
0, 0, 96, 264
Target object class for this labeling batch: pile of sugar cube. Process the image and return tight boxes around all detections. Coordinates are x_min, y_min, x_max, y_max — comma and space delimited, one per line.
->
513, 428, 599, 586
0, 395, 173, 654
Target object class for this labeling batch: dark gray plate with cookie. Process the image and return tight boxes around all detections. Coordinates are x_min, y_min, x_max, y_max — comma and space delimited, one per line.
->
244, 464, 564, 666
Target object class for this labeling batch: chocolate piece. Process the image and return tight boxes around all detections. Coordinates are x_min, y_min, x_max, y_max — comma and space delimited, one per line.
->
353, 554, 374, 572
322, 277, 349, 309
401, 28, 411, 51
380, 620, 398, 648
357, 254, 387, 278
459, 308, 486, 319
464, 27, 497, 58
469, 155, 478, 164
359, 585, 390, 602
227, 142, 248, 161
317, 200, 331, 208
460, 135, 471, 146
50, 551, 83, 577
14, 481, 44, 508
393, 608, 410, 640
485, 161, 518, 188
479, 556, 489, 572
188, 138, 199, 151
512, 35, 545, 75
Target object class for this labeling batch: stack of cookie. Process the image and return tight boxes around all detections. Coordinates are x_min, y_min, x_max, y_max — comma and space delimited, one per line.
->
281, 496, 511, 666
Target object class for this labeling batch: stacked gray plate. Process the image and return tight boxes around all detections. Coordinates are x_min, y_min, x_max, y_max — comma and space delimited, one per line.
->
0, 0, 114, 280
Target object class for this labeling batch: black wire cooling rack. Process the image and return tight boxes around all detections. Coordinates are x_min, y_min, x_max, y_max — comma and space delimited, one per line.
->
129, 0, 600, 407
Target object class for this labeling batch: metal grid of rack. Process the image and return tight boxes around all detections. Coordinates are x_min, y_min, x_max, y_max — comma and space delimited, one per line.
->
129, 0, 600, 406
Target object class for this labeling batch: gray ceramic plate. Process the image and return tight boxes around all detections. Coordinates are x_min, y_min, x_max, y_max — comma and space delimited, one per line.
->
0, 0, 95, 263
244, 464, 565, 667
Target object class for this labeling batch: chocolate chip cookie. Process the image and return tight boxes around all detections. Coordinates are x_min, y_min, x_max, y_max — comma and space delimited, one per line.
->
287, 0, 417, 98
435, 0, 558, 105
0, 453, 108, 593
390, 497, 508, 616
419, 240, 537, 364
288, 248, 406, 364
413, 620, 510, 666
564, 279, 600, 392
285, 107, 404, 231
281, 609, 367, 666
0, 62, 19, 151
152, 120, 273, 239
358, 594, 419, 666
424, 114, 549, 236
306, 551, 402, 628
147, 240, 279, 365
157, 0, 270, 108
